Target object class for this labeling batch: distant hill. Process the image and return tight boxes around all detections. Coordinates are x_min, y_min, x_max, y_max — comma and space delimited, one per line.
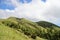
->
36, 21, 59, 28
0, 17, 60, 40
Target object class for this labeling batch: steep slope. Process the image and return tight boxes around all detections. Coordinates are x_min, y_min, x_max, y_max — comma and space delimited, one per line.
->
0, 23, 32, 40
0, 17, 60, 40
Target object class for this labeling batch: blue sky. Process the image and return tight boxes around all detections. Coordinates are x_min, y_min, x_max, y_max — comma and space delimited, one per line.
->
0, 3, 15, 10
0, 0, 46, 10
19, 0, 32, 3
0, 0, 60, 26
0, 0, 32, 10
0, 0, 15, 10
41, 0, 46, 2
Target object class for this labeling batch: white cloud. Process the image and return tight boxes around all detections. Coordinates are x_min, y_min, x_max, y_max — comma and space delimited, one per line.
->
0, 0, 60, 26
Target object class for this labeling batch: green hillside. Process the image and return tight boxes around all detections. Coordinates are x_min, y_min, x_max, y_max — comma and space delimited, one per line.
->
37, 21, 59, 28
0, 17, 60, 40
0, 23, 33, 40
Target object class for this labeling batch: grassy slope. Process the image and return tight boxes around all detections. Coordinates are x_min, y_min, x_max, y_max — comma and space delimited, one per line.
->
0, 17, 60, 40
0, 23, 46, 40
0, 23, 32, 40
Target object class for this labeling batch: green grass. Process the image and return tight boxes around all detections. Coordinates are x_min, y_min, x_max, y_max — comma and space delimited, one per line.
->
0, 24, 47, 40
0, 24, 32, 40
0, 17, 60, 40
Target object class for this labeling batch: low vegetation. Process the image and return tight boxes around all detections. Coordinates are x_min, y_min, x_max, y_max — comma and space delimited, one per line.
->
0, 17, 60, 40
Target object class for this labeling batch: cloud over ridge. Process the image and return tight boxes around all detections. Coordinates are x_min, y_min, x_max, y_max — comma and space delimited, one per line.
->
0, 0, 60, 26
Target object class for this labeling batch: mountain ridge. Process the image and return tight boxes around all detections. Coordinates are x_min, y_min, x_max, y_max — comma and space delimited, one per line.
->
0, 17, 60, 40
